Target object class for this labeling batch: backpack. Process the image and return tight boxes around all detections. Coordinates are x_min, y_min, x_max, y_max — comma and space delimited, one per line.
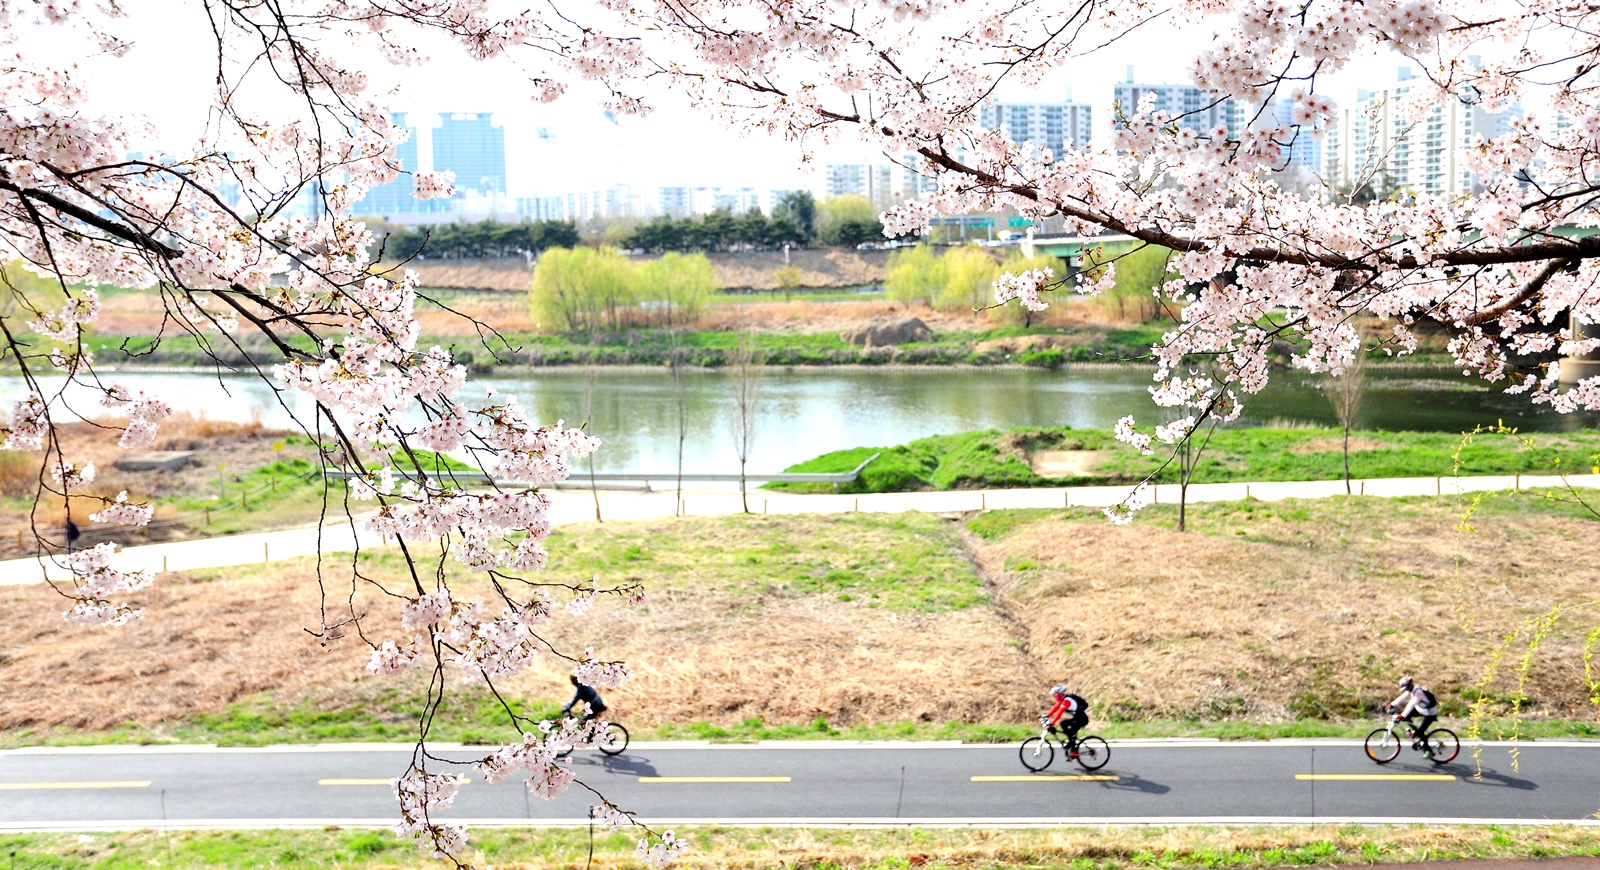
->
1066, 693, 1089, 714
1419, 688, 1437, 708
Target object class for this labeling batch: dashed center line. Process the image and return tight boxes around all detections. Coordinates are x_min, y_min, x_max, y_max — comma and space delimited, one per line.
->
639, 776, 791, 783
1295, 774, 1456, 781
971, 775, 1120, 782
0, 781, 151, 790
318, 778, 393, 786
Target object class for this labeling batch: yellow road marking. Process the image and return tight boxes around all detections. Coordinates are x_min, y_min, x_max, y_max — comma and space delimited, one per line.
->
639, 776, 791, 783
971, 775, 1119, 782
319, 778, 393, 786
1295, 774, 1456, 781
0, 781, 150, 790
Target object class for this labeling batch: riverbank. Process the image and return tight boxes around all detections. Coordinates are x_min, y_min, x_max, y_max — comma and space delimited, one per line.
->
771, 426, 1600, 493
4, 495, 1596, 747
62, 322, 1172, 371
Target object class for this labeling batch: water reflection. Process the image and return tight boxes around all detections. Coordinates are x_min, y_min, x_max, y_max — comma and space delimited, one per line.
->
3, 366, 1593, 473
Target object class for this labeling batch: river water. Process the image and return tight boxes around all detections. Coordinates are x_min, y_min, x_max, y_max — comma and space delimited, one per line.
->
4, 366, 1594, 473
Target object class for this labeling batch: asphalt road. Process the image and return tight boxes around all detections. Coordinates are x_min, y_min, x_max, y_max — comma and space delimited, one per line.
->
1, 740, 1597, 831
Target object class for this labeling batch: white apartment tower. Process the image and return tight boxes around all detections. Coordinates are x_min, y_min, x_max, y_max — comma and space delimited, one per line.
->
1112, 80, 1236, 134
980, 98, 1093, 156
824, 164, 895, 209
1323, 67, 1519, 199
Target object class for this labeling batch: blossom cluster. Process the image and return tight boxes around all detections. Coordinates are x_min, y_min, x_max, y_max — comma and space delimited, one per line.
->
61, 543, 153, 626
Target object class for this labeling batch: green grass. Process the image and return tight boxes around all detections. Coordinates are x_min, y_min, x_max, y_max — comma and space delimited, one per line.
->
6, 823, 1600, 869
529, 511, 987, 614
772, 425, 1600, 493
43, 322, 1172, 371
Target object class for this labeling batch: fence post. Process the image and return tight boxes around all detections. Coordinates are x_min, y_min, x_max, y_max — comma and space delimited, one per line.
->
981, 492, 986, 511
1436, 477, 1442, 496
1515, 472, 1520, 490
264, 542, 269, 563
1064, 490, 1070, 508
204, 506, 210, 526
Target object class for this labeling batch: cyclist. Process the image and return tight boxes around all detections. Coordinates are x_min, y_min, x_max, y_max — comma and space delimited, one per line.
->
1040, 684, 1089, 746
562, 675, 608, 722
1387, 675, 1440, 755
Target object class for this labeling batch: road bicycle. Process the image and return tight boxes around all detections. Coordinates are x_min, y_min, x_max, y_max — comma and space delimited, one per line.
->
554, 720, 630, 758
1019, 727, 1110, 772
1364, 714, 1458, 764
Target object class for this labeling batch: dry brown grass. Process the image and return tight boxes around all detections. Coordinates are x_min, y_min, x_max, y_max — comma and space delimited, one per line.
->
0, 513, 1030, 731
3, 498, 1597, 736
0, 414, 316, 558
977, 499, 1600, 721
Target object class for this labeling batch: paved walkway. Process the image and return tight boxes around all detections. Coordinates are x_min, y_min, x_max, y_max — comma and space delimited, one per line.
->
2, 740, 1598, 831
3, 473, 1596, 584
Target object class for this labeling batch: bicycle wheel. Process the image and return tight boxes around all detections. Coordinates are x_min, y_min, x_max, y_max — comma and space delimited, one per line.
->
1074, 735, 1111, 771
1364, 727, 1400, 764
1018, 736, 1054, 771
598, 722, 630, 756
1425, 728, 1459, 764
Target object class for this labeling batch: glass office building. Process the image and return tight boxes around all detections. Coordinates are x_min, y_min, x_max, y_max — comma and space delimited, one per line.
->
433, 112, 506, 196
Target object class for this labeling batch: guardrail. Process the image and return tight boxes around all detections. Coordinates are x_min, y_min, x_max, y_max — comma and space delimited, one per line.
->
322, 453, 881, 489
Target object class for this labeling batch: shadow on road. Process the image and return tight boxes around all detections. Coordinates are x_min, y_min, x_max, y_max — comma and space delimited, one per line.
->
572, 753, 659, 777
1455, 766, 1539, 791
1100, 771, 1171, 795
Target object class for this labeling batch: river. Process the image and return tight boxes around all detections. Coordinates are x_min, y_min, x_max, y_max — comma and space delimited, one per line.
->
3, 366, 1594, 473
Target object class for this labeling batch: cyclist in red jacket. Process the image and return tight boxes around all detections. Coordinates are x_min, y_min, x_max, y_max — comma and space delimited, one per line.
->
1041, 685, 1089, 744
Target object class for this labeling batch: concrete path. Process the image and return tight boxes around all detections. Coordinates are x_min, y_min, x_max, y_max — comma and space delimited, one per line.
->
1, 739, 1597, 832
3, 473, 1596, 584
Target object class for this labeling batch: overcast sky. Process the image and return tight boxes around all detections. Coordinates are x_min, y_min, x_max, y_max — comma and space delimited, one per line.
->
54, 2, 1475, 198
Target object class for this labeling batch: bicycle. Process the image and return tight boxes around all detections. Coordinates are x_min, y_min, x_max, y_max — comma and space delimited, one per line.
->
1364, 714, 1458, 765
554, 720, 630, 758
1019, 726, 1110, 772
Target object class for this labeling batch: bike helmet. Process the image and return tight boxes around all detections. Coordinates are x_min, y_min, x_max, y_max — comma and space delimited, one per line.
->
1051, 684, 1068, 698
1398, 675, 1414, 690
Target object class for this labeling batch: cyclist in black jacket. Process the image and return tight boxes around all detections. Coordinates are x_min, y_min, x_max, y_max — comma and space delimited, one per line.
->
562, 675, 608, 721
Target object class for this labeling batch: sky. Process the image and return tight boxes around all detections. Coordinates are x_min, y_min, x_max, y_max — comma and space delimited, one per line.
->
49, 1, 1483, 199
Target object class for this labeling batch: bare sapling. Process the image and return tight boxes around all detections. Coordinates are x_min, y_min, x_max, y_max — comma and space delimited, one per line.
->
725, 325, 765, 513
1322, 347, 1367, 495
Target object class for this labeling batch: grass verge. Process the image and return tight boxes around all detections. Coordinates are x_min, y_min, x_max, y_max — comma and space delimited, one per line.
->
771, 426, 1600, 493
7, 824, 1599, 869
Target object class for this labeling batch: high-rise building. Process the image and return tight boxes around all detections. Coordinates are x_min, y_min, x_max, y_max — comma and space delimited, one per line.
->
658, 186, 694, 218
432, 113, 506, 196
1112, 81, 1236, 134
516, 195, 568, 222
1323, 67, 1519, 199
824, 164, 894, 209
980, 99, 1093, 156
354, 113, 446, 218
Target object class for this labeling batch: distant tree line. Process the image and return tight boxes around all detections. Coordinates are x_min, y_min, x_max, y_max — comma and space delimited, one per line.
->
623, 192, 893, 252
383, 219, 581, 260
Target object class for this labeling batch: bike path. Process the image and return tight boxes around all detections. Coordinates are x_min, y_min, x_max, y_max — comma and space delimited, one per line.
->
1, 740, 1596, 831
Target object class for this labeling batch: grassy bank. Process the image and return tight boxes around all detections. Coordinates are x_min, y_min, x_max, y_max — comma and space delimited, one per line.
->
7, 824, 1599, 869
771, 426, 1600, 493
4, 495, 1599, 750
65, 323, 1168, 370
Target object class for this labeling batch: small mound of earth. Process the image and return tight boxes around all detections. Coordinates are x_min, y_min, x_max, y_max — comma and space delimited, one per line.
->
1286, 435, 1392, 453
1030, 449, 1105, 478
971, 333, 1091, 355
840, 316, 934, 347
